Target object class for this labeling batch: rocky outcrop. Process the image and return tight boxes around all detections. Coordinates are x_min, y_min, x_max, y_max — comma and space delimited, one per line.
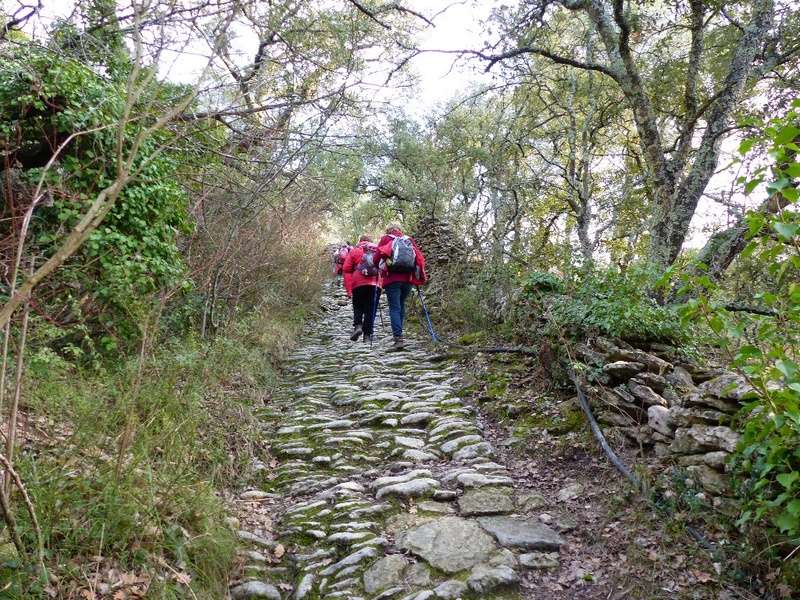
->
412, 216, 464, 272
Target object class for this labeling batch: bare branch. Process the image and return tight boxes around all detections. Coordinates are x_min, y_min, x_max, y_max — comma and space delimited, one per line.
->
0, 0, 42, 40
347, 0, 433, 29
482, 46, 619, 80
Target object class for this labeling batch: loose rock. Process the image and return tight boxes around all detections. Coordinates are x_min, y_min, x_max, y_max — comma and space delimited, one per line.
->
556, 482, 584, 502
467, 564, 519, 593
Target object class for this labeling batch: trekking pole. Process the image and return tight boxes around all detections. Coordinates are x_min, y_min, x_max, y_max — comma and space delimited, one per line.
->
371, 285, 381, 349
415, 286, 439, 343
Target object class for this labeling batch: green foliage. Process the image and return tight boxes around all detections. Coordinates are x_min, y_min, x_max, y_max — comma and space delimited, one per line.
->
524, 265, 683, 343
457, 331, 487, 346
48, 0, 131, 78
0, 45, 190, 350
679, 102, 800, 564
521, 271, 565, 295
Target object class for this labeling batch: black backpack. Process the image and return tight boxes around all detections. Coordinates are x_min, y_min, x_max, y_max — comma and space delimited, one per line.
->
388, 235, 416, 273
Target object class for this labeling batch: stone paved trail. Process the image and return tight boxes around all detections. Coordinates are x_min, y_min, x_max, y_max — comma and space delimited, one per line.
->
233, 290, 566, 600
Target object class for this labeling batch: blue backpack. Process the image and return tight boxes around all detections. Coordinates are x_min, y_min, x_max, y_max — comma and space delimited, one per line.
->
357, 243, 379, 277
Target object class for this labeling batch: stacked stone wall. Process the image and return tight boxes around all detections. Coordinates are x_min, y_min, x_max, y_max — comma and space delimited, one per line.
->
575, 338, 751, 506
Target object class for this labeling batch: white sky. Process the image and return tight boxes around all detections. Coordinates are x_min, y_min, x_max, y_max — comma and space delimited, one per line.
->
404, 0, 499, 113
12, 1, 496, 101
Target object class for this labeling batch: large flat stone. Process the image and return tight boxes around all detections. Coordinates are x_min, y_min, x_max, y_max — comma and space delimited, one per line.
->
477, 516, 563, 551
455, 472, 514, 488
467, 564, 519, 593
602, 361, 644, 380
608, 348, 672, 373
671, 424, 740, 453
452, 442, 494, 462
458, 487, 514, 516
363, 554, 408, 594
628, 382, 667, 407
229, 582, 280, 600
376, 478, 440, 500
698, 372, 753, 400
398, 516, 497, 573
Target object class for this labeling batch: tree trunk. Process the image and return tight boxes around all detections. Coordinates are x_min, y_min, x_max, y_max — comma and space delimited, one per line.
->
563, 0, 774, 270
672, 131, 798, 300
647, 0, 774, 267
4, 258, 32, 496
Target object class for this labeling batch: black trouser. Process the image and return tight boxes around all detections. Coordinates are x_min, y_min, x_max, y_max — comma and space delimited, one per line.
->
352, 285, 380, 335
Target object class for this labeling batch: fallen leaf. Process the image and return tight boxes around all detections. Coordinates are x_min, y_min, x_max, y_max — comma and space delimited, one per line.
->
273, 544, 285, 558
690, 570, 714, 583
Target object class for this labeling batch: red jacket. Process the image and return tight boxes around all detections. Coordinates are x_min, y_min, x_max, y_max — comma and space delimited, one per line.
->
375, 231, 427, 287
343, 242, 382, 296
333, 245, 350, 275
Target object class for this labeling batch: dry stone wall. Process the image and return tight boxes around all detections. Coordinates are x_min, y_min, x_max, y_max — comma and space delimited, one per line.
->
575, 338, 752, 506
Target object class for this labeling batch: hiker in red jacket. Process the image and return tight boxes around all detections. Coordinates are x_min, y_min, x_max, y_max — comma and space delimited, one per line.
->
343, 235, 382, 342
333, 242, 352, 286
375, 224, 427, 349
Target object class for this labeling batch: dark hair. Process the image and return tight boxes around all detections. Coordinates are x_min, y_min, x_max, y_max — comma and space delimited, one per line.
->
359, 235, 372, 242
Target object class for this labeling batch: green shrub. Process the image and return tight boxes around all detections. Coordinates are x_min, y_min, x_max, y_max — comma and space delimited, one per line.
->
0, 45, 191, 352
520, 265, 683, 343
521, 271, 564, 295
678, 102, 800, 582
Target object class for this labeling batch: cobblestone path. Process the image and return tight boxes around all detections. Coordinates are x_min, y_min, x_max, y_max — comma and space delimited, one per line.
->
232, 290, 565, 600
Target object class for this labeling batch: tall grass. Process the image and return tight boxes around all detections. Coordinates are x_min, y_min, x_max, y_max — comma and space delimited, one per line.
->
1, 298, 312, 598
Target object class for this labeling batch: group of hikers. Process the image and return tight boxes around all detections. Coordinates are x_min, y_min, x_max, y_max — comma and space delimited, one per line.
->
332, 224, 427, 350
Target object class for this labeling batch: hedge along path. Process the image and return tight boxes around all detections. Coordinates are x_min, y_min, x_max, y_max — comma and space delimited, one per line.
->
231, 288, 567, 600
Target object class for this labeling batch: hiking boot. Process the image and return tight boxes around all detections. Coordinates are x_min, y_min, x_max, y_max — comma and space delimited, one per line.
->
392, 335, 405, 349
350, 325, 363, 341
362, 332, 373, 343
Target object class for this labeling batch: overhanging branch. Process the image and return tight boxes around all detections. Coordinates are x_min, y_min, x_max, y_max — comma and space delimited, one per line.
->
482, 46, 619, 80
346, 0, 433, 29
